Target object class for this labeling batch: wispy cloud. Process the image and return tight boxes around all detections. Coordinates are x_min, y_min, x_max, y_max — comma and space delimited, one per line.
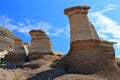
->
0, 15, 69, 37
0, 4, 119, 48
100, 4, 118, 13
89, 4, 120, 48
49, 25, 70, 37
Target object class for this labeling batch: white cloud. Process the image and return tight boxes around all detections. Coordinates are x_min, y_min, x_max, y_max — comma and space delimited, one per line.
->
89, 4, 120, 48
0, 4, 119, 48
101, 4, 118, 13
0, 15, 18, 31
0, 15, 69, 37
51, 25, 70, 37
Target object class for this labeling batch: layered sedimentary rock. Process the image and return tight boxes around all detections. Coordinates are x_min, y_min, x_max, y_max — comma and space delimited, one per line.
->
64, 6, 119, 74
11, 39, 26, 64
0, 37, 14, 52
0, 27, 16, 52
0, 27, 27, 67
29, 30, 54, 60
0, 37, 14, 61
64, 6, 99, 43
0, 27, 17, 60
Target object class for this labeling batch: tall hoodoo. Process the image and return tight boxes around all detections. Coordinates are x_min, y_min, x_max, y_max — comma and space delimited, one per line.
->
29, 30, 54, 60
64, 6, 99, 43
64, 6, 119, 74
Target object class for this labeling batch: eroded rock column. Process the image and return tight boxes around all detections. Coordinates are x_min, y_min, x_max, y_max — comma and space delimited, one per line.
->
64, 6, 118, 74
29, 30, 54, 60
64, 6, 99, 42
11, 39, 26, 64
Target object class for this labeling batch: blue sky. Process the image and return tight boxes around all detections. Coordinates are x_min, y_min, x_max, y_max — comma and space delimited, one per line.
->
0, 0, 120, 57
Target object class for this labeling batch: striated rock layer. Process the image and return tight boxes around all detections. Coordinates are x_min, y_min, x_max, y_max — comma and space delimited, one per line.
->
64, 6, 99, 43
11, 39, 26, 64
64, 5, 120, 76
0, 27, 17, 61
0, 27, 17, 54
29, 30, 54, 60
66, 40, 118, 74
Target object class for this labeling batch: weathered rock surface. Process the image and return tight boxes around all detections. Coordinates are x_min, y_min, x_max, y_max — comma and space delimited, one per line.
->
66, 40, 118, 74
0, 27, 27, 68
63, 6, 120, 76
64, 6, 99, 43
116, 58, 120, 67
0, 27, 17, 62
10, 39, 26, 64
22, 53, 64, 69
0, 27, 17, 58
49, 5, 120, 79
29, 30, 54, 60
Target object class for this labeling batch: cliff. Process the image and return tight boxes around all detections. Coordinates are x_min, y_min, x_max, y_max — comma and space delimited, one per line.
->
0, 26, 18, 58
0, 27, 26, 68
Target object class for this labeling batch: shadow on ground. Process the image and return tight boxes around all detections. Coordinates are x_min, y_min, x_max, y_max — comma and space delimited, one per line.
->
27, 68, 66, 80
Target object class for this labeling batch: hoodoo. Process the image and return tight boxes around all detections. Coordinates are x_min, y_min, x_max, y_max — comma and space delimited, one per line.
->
64, 6, 99, 42
11, 39, 26, 64
64, 6, 119, 74
29, 30, 54, 60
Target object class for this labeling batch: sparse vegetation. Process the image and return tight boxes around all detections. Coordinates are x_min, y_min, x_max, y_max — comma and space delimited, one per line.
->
12, 70, 22, 80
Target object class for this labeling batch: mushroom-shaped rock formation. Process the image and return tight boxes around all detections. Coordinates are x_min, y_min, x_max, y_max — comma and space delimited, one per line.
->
64, 6, 99, 42
64, 6, 119, 75
29, 30, 54, 60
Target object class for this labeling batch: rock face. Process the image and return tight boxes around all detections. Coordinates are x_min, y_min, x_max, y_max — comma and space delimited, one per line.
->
0, 27, 16, 53
0, 27, 27, 68
0, 27, 18, 61
64, 6, 119, 74
116, 58, 120, 68
64, 6, 99, 43
29, 30, 54, 60
11, 39, 26, 64
0, 27, 55, 67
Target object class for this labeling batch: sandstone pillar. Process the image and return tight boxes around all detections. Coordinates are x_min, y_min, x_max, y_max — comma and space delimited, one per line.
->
29, 30, 54, 60
64, 6, 99, 43
11, 39, 26, 64
64, 6, 119, 74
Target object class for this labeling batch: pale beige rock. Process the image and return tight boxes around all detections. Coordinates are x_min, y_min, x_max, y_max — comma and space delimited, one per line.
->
29, 30, 54, 60
64, 6, 99, 43
0, 37, 14, 52
64, 6, 120, 77
0, 34, 14, 60
0, 50, 8, 59
11, 39, 26, 64
24, 43, 29, 56
14, 39, 25, 54
0, 27, 17, 52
